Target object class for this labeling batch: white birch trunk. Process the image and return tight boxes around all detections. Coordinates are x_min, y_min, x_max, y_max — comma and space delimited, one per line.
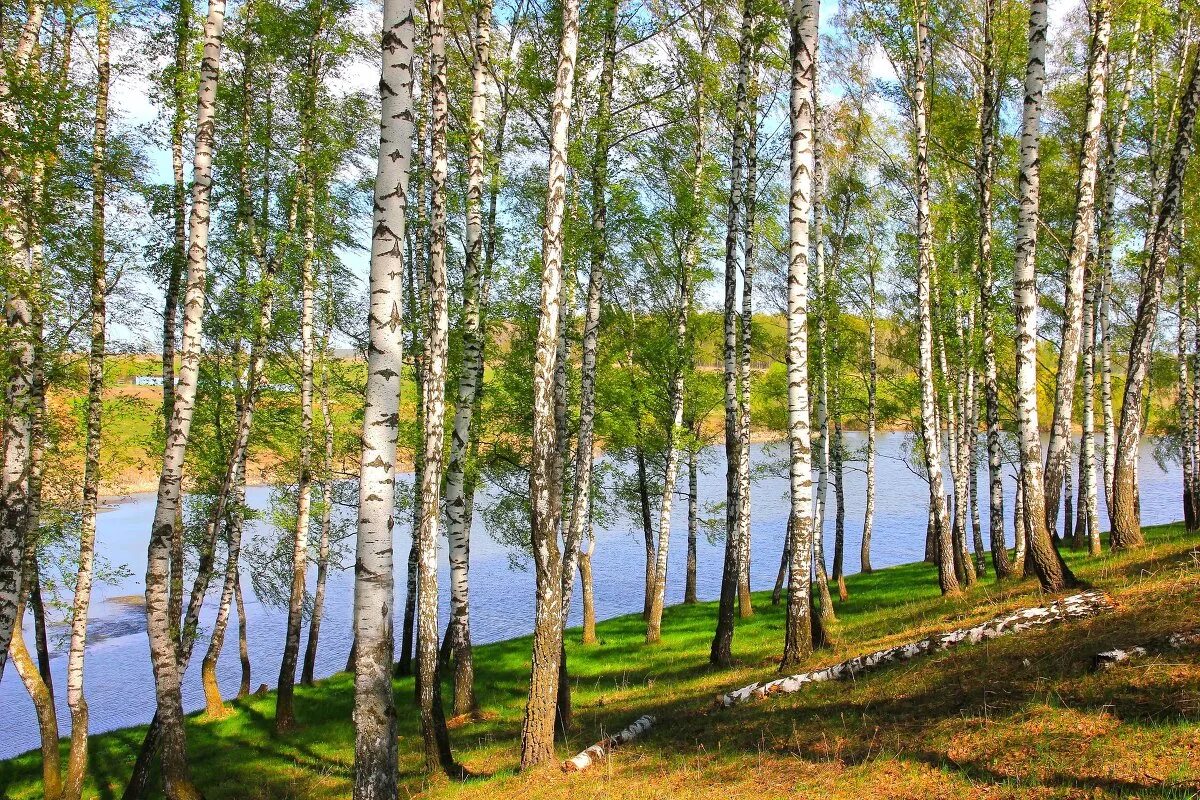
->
1043, 0, 1111, 537
0, 0, 49, 681
520, 0, 579, 766
142, 0, 228, 793
441, 0, 493, 718
351, 0, 414, 791
914, 0, 958, 595
1112, 52, 1200, 549
781, 0, 818, 669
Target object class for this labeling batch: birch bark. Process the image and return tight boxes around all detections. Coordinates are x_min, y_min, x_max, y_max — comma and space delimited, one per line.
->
781, 0, 818, 670
351, 0, 414, 791
711, 0, 752, 667
1043, 0, 1110, 537
914, 0, 959, 596
1112, 49, 1200, 549
520, 0, 578, 765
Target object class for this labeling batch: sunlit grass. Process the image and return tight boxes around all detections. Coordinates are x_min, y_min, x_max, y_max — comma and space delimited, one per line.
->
2, 523, 1197, 799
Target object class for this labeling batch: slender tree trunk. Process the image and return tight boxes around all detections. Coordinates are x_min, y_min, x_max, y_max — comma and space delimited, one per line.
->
648, 1, 708, 644
163, 0, 192, 428
440, 0, 493, 720
302, 358, 335, 686
0, 0, 49, 683
831, 393, 847, 600
560, 0, 616, 724
1180, 262, 1195, 530
415, 0, 456, 771
811, 109, 836, 619
351, 0, 414, 792
780, 0, 818, 669
913, 0, 959, 596
520, 0, 578, 766
711, 0, 752, 667
277, 159, 319, 734
1113, 51, 1200, 549
1081, 254, 1101, 553
1097, 16, 1141, 517
637, 438, 654, 619
1043, 0, 1111, 539
63, 10, 111, 793
860, 255, 877, 574
1191, 292, 1200, 527
685, 448, 699, 602
141, 0, 228, 793
579, 524, 597, 645
736, 58, 758, 619
978, 0, 1009, 579
1011, 0, 1075, 592
12, 408, 59, 800
201, 456, 248, 716
235, 571, 250, 697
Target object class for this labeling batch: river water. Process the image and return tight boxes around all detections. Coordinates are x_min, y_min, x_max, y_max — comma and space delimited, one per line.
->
0, 432, 1184, 758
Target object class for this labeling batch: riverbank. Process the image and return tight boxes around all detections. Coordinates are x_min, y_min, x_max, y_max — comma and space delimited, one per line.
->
2, 522, 1197, 799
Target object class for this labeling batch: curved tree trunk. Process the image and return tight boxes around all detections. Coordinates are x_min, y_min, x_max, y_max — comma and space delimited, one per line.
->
141, 0, 228, 793
1112, 50, 1200, 549
0, 0, 49, 683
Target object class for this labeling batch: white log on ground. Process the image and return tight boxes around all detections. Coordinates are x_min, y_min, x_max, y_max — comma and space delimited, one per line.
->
561, 714, 655, 773
718, 591, 1113, 708
1092, 632, 1200, 671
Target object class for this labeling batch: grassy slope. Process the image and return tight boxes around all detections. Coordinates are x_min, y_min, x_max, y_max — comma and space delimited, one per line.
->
3, 524, 1198, 799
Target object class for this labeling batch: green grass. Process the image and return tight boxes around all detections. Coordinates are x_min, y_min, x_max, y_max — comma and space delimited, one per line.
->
3, 524, 1198, 799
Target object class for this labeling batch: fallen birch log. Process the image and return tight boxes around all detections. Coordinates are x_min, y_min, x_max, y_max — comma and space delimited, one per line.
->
717, 591, 1114, 708
1092, 631, 1200, 671
562, 714, 655, 773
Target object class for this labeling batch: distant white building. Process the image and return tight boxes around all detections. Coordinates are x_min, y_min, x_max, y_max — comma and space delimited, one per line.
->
134, 375, 165, 387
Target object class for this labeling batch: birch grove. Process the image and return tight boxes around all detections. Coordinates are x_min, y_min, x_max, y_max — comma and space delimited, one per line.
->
6, 0, 1200, 794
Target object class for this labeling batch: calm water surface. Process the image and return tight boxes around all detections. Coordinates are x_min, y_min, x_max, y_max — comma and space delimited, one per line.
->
0, 432, 1184, 758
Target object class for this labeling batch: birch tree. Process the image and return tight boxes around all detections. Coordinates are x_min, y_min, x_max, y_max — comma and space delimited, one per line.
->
61, 4, 110, 795
440, 0, 494, 718
416, 0, 456, 772
913, 0, 958, 596
141, 0, 228, 792
1112, 43, 1200, 549
781, 0, 818, 670
1043, 0, 1111, 538
520, 0, 579, 766
976, 0, 1009, 578
351, 0, 414, 791
711, 0, 753, 667
1012, 0, 1075, 591
0, 0, 49, 681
